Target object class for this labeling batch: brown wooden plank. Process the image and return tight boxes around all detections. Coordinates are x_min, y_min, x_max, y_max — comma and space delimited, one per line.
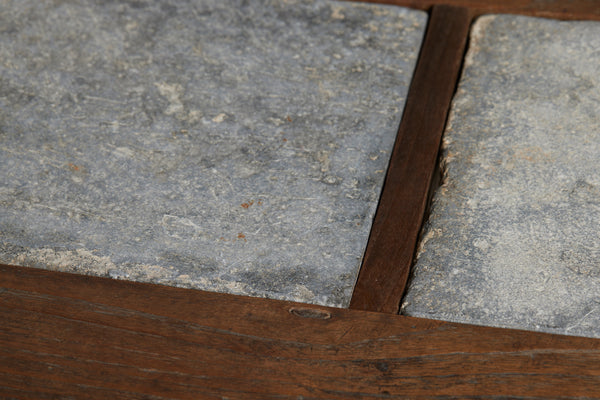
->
350, 5, 471, 314
352, 0, 600, 20
2, 264, 600, 399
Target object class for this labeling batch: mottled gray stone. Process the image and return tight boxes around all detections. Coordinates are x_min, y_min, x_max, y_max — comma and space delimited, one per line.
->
401, 15, 600, 337
0, 0, 426, 306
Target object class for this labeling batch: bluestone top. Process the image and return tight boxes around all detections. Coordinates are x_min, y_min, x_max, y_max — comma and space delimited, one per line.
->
402, 15, 600, 337
0, 0, 427, 307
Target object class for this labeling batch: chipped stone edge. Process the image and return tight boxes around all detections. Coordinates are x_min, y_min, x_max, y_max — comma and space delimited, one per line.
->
464, 15, 496, 69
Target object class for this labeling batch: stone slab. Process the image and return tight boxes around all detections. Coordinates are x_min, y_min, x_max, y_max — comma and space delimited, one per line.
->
401, 15, 600, 337
0, 0, 427, 307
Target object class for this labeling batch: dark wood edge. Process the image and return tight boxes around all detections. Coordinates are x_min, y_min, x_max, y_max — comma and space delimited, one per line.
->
2, 263, 600, 398
351, 0, 600, 20
350, 5, 471, 313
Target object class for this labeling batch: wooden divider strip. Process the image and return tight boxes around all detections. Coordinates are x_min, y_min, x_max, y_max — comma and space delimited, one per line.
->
350, 5, 471, 313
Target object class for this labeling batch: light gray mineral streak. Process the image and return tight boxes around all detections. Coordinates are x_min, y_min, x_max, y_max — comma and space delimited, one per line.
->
401, 15, 600, 337
0, 0, 427, 307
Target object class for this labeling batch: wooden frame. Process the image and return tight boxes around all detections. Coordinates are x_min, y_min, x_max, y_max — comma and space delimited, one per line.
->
2, 1, 600, 397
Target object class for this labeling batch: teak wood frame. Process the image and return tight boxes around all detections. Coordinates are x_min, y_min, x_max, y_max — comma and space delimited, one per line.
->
2, 1, 600, 398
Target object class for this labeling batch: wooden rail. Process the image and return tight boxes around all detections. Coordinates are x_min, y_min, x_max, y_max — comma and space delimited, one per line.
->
356, 0, 600, 20
3, 264, 600, 398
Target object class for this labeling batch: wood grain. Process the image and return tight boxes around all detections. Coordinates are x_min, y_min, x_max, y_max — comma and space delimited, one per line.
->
352, 0, 600, 20
2, 263, 600, 399
350, 5, 471, 314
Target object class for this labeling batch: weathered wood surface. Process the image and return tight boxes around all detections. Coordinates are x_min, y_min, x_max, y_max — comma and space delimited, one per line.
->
350, 5, 471, 313
2, 264, 600, 398
353, 0, 600, 20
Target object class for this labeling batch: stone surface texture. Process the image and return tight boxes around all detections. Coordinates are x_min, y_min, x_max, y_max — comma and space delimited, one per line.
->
402, 15, 600, 337
0, 0, 426, 307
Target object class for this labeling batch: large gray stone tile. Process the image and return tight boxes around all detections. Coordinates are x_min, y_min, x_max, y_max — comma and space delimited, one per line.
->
0, 0, 426, 307
401, 15, 600, 337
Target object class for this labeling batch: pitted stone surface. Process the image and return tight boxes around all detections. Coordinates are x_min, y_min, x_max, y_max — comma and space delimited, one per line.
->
0, 0, 426, 307
401, 15, 600, 337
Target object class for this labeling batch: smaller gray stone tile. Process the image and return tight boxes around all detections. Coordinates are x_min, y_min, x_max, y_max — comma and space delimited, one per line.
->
0, 0, 427, 307
401, 15, 600, 337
